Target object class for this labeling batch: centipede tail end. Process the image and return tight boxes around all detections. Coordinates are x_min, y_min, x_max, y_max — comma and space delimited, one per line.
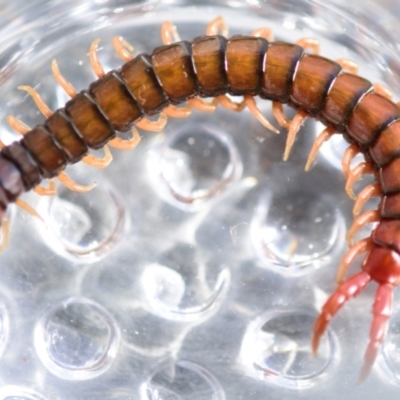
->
313, 238, 400, 381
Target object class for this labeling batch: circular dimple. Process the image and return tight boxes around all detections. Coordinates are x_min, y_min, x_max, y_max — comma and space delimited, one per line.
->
34, 297, 120, 380
239, 310, 338, 389
141, 263, 230, 322
42, 183, 126, 261
0, 386, 48, 400
251, 189, 345, 275
140, 360, 225, 400
149, 122, 242, 210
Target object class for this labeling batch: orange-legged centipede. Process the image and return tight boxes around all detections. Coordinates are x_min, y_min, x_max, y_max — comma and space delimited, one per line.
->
0, 16, 397, 382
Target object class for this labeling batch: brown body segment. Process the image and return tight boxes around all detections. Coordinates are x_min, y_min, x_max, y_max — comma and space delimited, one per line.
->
0, 187, 8, 216
379, 158, 400, 194
373, 218, 400, 253
22, 126, 67, 178
290, 55, 342, 115
90, 71, 143, 131
65, 90, 115, 149
151, 41, 199, 104
45, 110, 88, 163
1, 142, 41, 190
381, 192, 400, 218
261, 42, 303, 103
192, 35, 228, 97
0, 155, 22, 217
369, 120, 400, 167
120, 54, 169, 115
321, 73, 372, 131
0, 155, 25, 202
225, 36, 267, 95
346, 92, 400, 146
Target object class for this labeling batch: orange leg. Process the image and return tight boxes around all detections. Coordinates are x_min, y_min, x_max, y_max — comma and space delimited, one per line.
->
33, 180, 57, 196
346, 209, 380, 244
296, 38, 319, 54
216, 95, 246, 112
244, 95, 279, 133
51, 59, 77, 98
6, 115, 30, 135
336, 237, 373, 283
205, 16, 228, 37
305, 126, 337, 171
15, 198, 45, 224
283, 109, 308, 161
89, 39, 105, 78
18, 85, 52, 118
112, 36, 134, 62
312, 271, 371, 355
353, 183, 381, 216
336, 58, 358, 74
345, 162, 374, 199
109, 127, 141, 150
161, 21, 181, 45
136, 113, 167, 132
272, 101, 291, 129
57, 171, 96, 193
164, 103, 192, 118
82, 145, 112, 169
163, 99, 217, 117
251, 27, 274, 41
0, 217, 10, 253
342, 143, 360, 179
188, 98, 217, 113
374, 83, 393, 100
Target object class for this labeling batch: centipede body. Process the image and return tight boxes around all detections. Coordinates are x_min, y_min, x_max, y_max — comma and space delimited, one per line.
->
1, 20, 400, 381
2, 34, 399, 225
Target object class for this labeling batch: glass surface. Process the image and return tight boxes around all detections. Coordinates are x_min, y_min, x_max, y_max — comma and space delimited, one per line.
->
0, 0, 398, 398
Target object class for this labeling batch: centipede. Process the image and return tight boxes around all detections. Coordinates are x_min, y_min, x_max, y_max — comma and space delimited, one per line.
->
0, 16, 397, 382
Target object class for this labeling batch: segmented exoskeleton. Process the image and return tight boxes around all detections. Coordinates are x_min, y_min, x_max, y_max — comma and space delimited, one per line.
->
0, 17, 398, 382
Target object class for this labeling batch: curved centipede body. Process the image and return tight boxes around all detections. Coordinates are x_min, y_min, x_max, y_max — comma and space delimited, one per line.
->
0, 17, 398, 382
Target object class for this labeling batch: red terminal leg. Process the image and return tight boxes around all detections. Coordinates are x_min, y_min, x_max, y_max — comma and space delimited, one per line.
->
357, 245, 400, 381
312, 271, 371, 355
315, 241, 400, 382
359, 283, 392, 383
